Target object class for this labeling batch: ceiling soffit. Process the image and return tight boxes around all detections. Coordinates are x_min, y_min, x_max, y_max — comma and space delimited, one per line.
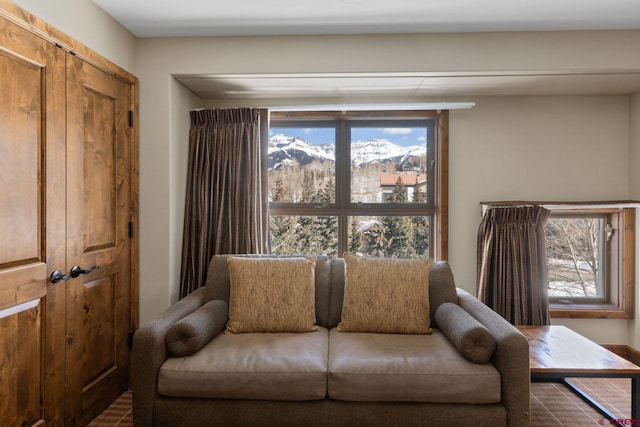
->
175, 71, 640, 100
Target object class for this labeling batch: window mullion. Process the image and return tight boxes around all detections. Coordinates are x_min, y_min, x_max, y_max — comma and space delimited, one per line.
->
337, 120, 349, 255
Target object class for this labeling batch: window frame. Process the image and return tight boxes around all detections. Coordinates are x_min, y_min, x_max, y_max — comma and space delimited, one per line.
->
267, 110, 449, 260
546, 207, 635, 319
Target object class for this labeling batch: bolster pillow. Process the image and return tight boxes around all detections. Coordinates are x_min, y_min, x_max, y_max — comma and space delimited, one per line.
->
435, 302, 496, 364
165, 299, 228, 357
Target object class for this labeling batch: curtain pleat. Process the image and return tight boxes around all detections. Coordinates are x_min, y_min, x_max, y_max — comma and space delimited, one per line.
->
477, 205, 550, 325
179, 108, 268, 298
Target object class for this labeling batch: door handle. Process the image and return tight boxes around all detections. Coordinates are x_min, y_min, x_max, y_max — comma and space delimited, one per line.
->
69, 265, 100, 278
50, 270, 71, 284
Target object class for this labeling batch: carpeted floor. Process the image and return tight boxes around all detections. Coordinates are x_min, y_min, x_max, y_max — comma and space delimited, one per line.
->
531, 378, 630, 426
88, 391, 132, 427
88, 377, 631, 426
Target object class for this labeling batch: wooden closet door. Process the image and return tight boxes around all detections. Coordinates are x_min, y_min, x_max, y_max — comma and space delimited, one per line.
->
0, 17, 66, 427
65, 55, 132, 426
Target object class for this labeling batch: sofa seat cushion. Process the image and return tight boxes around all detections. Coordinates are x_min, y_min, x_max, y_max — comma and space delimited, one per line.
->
328, 328, 501, 404
158, 327, 329, 400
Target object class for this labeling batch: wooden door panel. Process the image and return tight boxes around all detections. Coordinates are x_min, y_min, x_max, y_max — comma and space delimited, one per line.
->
67, 271, 122, 417
83, 275, 116, 383
79, 274, 122, 417
0, 299, 43, 427
0, 16, 65, 427
0, 48, 42, 268
0, 264, 46, 311
66, 55, 131, 426
0, 39, 46, 308
83, 86, 117, 252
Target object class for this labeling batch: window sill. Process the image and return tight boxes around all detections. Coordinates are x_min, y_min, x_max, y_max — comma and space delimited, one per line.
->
550, 304, 633, 319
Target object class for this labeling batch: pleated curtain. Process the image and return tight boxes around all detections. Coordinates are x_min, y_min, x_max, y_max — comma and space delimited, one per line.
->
477, 205, 551, 325
179, 108, 268, 298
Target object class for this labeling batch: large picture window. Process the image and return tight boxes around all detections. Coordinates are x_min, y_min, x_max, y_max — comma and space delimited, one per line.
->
267, 110, 448, 259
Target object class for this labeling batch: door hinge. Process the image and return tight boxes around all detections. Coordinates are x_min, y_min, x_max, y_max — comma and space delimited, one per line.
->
128, 221, 134, 238
128, 110, 134, 127
128, 331, 134, 349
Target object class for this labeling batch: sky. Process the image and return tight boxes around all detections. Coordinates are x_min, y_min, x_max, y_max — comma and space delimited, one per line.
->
269, 126, 427, 147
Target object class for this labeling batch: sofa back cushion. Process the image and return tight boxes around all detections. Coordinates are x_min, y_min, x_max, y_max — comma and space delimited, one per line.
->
203, 254, 332, 328
428, 261, 459, 326
203, 255, 456, 329
328, 258, 346, 328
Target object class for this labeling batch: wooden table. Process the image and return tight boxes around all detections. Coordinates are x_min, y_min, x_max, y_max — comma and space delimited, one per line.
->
517, 325, 640, 426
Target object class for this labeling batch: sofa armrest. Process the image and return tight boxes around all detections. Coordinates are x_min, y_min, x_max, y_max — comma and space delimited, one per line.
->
132, 288, 205, 427
456, 288, 530, 427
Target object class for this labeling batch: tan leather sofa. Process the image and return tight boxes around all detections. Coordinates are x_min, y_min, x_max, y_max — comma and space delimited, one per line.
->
132, 255, 530, 426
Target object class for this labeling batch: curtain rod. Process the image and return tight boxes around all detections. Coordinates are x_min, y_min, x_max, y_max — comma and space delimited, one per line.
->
481, 201, 538, 207
193, 103, 476, 113
480, 200, 640, 215
268, 102, 475, 112
481, 200, 640, 207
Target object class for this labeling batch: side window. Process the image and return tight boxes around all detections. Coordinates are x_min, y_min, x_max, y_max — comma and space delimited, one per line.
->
545, 208, 635, 319
546, 214, 608, 302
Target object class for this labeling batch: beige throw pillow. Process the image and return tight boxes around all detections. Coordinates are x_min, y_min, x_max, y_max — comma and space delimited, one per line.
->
226, 257, 319, 333
338, 254, 433, 334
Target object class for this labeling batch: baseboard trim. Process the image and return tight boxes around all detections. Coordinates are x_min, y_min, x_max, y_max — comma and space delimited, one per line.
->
603, 345, 640, 366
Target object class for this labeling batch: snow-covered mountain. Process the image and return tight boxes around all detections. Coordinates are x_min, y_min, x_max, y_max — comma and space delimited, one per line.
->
268, 134, 334, 170
350, 139, 424, 167
268, 133, 424, 170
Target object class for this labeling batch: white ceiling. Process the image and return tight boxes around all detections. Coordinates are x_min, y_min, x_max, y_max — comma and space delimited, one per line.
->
91, 0, 640, 100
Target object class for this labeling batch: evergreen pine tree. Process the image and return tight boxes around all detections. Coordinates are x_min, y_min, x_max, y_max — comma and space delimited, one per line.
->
382, 177, 416, 257
301, 169, 315, 203
272, 178, 287, 202
269, 179, 297, 254
390, 176, 408, 203
363, 222, 388, 257
296, 170, 317, 253
311, 177, 338, 256
381, 215, 416, 258
411, 216, 430, 257
348, 217, 362, 254
411, 176, 429, 257
412, 175, 427, 203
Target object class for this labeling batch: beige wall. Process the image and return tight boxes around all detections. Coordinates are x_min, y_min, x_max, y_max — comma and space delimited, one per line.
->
138, 31, 640, 75
631, 94, 640, 199
629, 94, 640, 347
449, 96, 631, 344
135, 72, 201, 320
169, 80, 201, 304
10, 0, 136, 72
